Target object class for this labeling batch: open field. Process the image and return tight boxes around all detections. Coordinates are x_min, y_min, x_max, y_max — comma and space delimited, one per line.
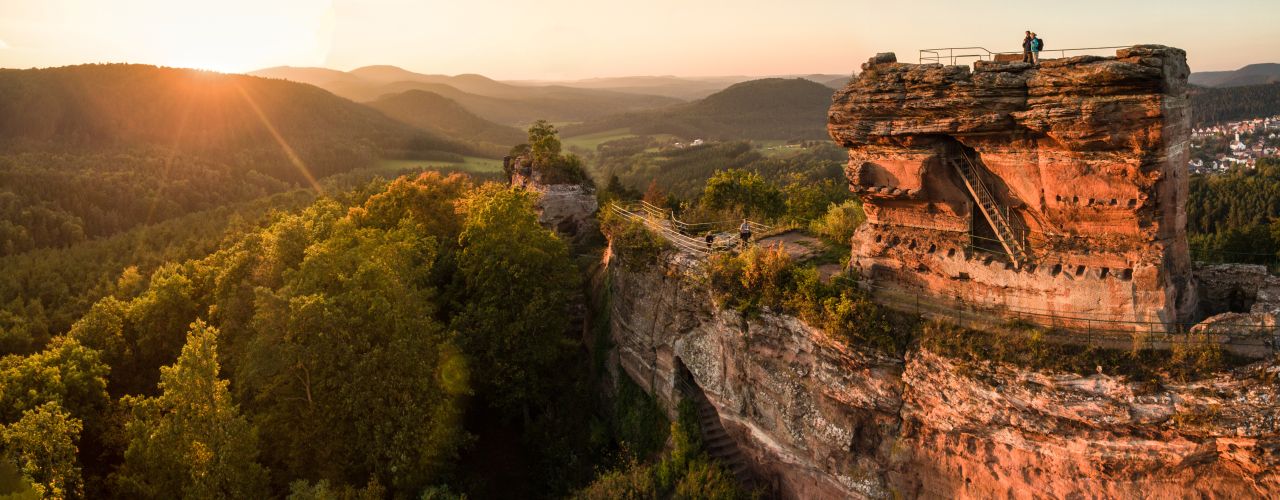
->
374, 156, 505, 175
563, 128, 635, 150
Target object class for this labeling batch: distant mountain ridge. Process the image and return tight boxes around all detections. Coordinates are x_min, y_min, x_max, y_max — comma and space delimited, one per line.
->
561, 77, 837, 141
1190, 63, 1280, 88
249, 65, 682, 125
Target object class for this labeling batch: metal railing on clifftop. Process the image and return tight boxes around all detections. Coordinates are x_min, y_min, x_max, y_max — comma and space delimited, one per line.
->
918, 45, 1131, 66
609, 200, 773, 257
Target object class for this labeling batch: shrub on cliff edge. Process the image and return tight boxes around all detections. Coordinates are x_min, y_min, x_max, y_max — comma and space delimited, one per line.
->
601, 209, 670, 271
706, 248, 905, 354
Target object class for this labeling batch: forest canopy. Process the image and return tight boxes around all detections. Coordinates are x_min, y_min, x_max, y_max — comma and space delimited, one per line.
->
0, 172, 598, 498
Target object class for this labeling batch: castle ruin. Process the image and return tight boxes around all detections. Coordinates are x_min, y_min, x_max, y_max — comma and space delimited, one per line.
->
827, 45, 1196, 330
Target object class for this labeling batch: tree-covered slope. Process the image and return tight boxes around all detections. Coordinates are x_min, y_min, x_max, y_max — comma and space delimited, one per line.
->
0, 64, 469, 160
367, 89, 525, 148
0, 64, 484, 256
1190, 82, 1280, 126
1190, 63, 1280, 88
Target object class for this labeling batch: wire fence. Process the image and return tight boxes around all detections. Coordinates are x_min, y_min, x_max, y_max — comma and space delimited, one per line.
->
612, 201, 1280, 357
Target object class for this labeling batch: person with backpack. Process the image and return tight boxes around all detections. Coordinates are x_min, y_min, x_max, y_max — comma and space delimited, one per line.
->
1022, 31, 1033, 63
738, 219, 752, 248
1031, 33, 1044, 64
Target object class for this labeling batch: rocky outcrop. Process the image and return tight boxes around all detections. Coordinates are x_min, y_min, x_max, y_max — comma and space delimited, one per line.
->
509, 156, 598, 244
607, 252, 1280, 499
827, 46, 1195, 330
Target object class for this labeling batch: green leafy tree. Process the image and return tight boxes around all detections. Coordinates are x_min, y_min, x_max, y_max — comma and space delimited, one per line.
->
1, 402, 84, 499
528, 120, 563, 165
453, 184, 579, 416
239, 198, 468, 493
782, 174, 850, 222
700, 169, 785, 220
0, 336, 110, 427
114, 320, 268, 499
810, 199, 866, 245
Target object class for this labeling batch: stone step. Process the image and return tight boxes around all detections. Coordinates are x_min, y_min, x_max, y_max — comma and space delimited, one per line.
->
708, 441, 738, 455
706, 434, 735, 448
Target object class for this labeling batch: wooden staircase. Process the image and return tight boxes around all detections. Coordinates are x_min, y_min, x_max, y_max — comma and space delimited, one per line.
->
947, 154, 1030, 269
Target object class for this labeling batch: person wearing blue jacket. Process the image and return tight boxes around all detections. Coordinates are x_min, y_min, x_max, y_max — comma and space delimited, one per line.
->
1030, 33, 1043, 64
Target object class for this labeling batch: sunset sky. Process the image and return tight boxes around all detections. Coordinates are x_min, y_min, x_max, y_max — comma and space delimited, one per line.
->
0, 0, 1276, 79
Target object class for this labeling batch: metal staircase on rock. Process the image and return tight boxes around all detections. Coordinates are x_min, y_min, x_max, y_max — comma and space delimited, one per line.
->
948, 154, 1030, 269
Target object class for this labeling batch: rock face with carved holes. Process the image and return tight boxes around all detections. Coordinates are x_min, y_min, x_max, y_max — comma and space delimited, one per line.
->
827, 45, 1195, 330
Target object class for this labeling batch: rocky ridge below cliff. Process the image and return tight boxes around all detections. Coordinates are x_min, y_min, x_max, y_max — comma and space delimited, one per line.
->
606, 250, 1280, 499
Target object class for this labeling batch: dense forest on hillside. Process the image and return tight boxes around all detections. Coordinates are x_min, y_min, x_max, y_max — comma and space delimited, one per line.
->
585, 137, 848, 202
367, 90, 524, 153
1190, 83, 1280, 125
1187, 158, 1280, 264
0, 171, 748, 498
0, 64, 491, 256
562, 78, 836, 141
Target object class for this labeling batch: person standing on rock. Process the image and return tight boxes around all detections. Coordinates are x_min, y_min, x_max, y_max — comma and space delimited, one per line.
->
1022, 31, 1033, 63
1030, 33, 1043, 64
739, 219, 752, 249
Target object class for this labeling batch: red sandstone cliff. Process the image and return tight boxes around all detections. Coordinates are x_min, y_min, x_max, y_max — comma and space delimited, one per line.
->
827, 46, 1195, 330
606, 252, 1280, 499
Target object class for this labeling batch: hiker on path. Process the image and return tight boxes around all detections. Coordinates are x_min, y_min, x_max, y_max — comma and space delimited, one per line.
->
1022, 31, 1033, 63
1030, 33, 1043, 64
739, 219, 752, 248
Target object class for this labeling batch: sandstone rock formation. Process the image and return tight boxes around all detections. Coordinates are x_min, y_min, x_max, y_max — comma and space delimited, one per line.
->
507, 155, 599, 244
607, 253, 1280, 499
827, 46, 1195, 331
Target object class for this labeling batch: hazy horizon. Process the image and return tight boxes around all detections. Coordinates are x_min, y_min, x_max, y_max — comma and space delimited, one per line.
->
1, 0, 1278, 80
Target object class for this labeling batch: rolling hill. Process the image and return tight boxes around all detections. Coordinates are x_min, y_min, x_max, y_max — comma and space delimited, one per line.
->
367, 89, 526, 148
0, 64, 480, 255
561, 78, 837, 141
1190, 63, 1280, 88
0, 63, 473, 163
249, 65, 682, 125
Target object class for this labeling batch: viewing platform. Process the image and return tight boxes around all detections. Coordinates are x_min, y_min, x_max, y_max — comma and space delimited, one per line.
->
918, 45, 1130, 66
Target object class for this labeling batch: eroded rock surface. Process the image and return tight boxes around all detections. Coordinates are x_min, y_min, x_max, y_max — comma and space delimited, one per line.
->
827, 46, 1195, 330
509, 157, 598, 244
608, 253, 1280, 499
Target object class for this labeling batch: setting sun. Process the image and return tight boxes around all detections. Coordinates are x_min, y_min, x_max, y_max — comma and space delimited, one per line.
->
0, 0, 334, 73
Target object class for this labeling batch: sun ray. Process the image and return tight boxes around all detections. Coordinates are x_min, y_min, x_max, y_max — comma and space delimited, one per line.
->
232, 79, 324, 195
